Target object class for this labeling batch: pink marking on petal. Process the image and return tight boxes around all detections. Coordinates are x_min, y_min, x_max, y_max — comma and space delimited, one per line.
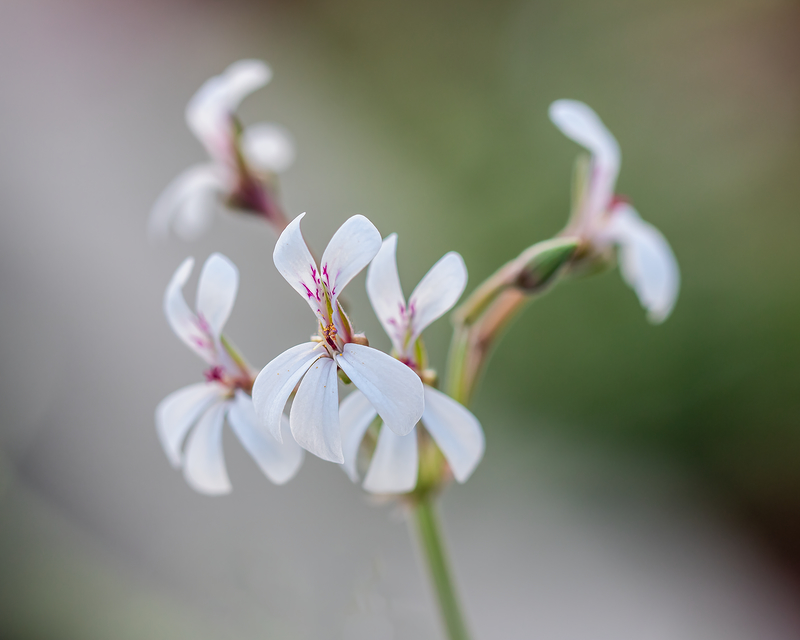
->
204, 365, 226, 382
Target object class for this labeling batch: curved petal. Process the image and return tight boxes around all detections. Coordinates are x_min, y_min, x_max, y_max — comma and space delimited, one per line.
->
336, 344, 424, 437
148, 164, 225, 242
252, 342, 321, 442
155, 382, 227, 467
408, 251, 467, 343
227, 390, 304, 485
339, 390, 378, 482
186, 59, 272, 154
319, 215, 382, 305
606, 204, 680, 324
163, 257, 212, 364
549, 100, 620, 223
273, 213, 321, 314
365, 234, 407, 354
242, 123, 295, 174
196, 253, 239, 339
289, 356, 342, 463
363, 426, 418, 494
421, 385, 484, 483
182, 400, 231, 495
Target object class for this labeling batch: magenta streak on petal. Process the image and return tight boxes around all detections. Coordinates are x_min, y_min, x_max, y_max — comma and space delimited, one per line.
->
302, 283, 315, 299
204, 365, 226, 382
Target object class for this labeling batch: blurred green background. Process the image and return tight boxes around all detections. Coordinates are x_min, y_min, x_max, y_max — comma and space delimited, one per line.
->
1, 0, 799, 638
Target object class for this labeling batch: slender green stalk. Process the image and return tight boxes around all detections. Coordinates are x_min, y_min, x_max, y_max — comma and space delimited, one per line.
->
411, 497, 472, 640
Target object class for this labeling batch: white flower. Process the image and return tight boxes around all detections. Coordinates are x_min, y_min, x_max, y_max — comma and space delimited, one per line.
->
252, 214, 425, 464
156, 253, 303, 494
340, 235, 485, 494
149, 60, 295, 241
549, 100, 680, 323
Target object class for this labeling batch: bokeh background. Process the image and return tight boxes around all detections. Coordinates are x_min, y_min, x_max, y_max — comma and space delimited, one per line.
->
1, 0, 799, 638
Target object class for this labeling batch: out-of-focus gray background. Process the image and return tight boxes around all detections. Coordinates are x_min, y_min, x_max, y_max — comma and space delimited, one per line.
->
1, 0, 799, 638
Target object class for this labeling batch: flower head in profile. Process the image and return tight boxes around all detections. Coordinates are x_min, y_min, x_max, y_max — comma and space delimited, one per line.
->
149, 60, 295, 241
156, 253, 303, 494
550, 100, 680, 323
252, 214, 425, 464
340, 235, 485, 494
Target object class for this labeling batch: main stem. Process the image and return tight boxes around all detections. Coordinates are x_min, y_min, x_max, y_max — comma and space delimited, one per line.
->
411, 496, 472, 640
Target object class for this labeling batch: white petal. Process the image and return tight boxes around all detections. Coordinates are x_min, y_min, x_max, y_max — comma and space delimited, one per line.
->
336, 344, 424, 437
227, 390, 304, 485
155, 382, 227, 467
289, 356, 342, 463
421, 385, 485, 483
163, 257, 213, 363
242, 123, 296, 174
252, 342, 321, 442
363, 426, 418, 494
273, 213, 322, 313
148, 164, 225, 242
549, 100, 620, 223
339, 390, 378, 482
186, 59, 272, 154
408, 251, 467, 343
319, 215, 382, 304
365, 234, 407, 354
606, 204, 680, 324
182, 400, 231, 495
196, 253, 239, 339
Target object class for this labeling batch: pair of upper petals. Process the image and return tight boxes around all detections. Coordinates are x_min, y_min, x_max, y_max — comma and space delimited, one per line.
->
253, 214, 425, 464
549, 99, 680, 323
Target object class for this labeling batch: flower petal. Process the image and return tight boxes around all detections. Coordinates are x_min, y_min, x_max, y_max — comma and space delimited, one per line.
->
273, 213, 322, 314
363, 426, 418, 494
196, 253, 239, 339
339, 390, 378, 482
148, 164, 225, 242
606, 204, 680, 324
421, 385, 484, 483
319, 215, 382, 304
182, 400, 231, 495
336, 344, 424, 437
242, 123, 296, 174
289, 356, 342, 463
155, 382, 227, 467
227, 390, 304, 485
163, 257, 212, 364
186, 59, 272, 156
252, 341, 321, 442
365, 234, 407, 354
408, 251, 467, 343
549, 100, 620, 223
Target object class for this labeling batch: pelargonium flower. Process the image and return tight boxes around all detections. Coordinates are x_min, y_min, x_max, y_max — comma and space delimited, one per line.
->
252, 214, 425, 464
549, 99, 680, 323
340, 235, 485, 494
156, 253, 303, 494
149, 59, 295, 241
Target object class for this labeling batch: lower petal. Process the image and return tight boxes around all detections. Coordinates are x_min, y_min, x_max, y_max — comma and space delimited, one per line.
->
421, 385, 485, 483
363, 426, 419, 494
339, 390, 378, 482
290, 356, 343, 463
182, 400, 231, 495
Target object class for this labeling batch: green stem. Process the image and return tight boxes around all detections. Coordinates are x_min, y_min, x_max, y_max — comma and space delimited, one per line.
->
411, 497, 472, 640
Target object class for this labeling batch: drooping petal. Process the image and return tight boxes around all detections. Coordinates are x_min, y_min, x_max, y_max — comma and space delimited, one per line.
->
363, 426, 419, 494
242, 123, 295, 174
273, 213, 321, 314
605, 204, 680, 324
155, 382, 228, 467
182, 400, 231, 495
339, 390, 378, 482
421, 385, 484, 483
196, 253, 239, 339
365, 234, 407, 354
319, 215, 382, 305
227, 390, 304, 485
336, 344, 424, 437
549, 100, 620, 224
186, 59, 272, 156
252, 341, 321, 442
163, 257, 213, 364
289, 356, 342, 463
408, 251, 468, 344
148, 164, 226, 242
